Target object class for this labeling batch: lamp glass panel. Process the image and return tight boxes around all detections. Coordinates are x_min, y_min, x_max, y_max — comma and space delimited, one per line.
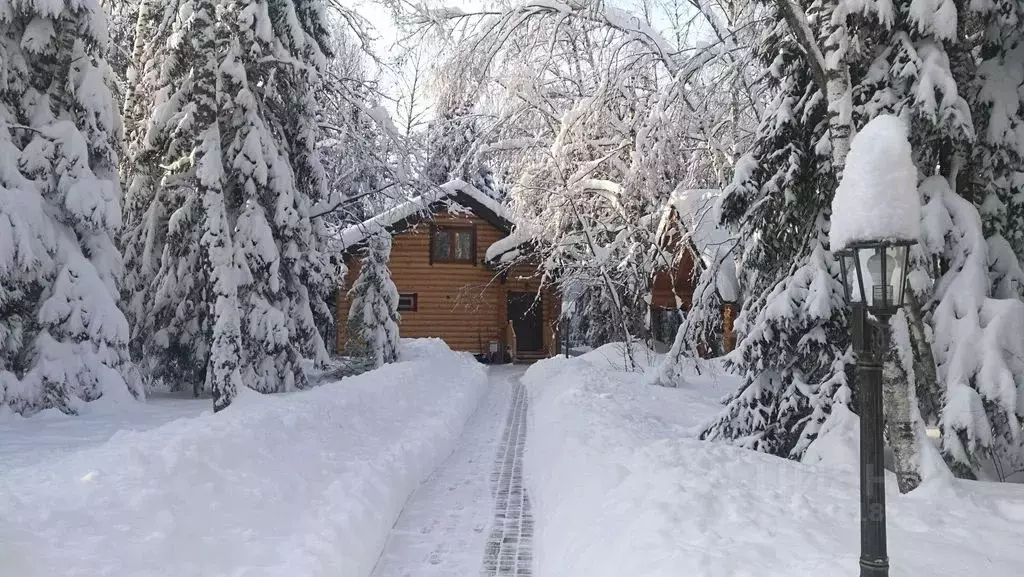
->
840, 252, 861, 303
889, 244, 909, 308
856, 247, 882, 308
855, 248, 877, 306
858, 244, 907, 309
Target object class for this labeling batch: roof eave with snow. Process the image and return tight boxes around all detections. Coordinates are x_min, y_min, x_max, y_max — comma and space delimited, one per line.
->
338, 180, 517, 255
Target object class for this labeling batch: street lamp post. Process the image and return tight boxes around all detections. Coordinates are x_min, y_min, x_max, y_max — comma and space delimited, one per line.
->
836, 240, 915, 577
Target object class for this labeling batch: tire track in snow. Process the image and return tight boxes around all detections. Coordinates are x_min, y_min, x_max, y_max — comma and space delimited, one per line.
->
481, 377, 533, 577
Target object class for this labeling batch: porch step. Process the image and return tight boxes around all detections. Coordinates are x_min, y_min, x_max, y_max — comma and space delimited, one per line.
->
512, 350, 548, 364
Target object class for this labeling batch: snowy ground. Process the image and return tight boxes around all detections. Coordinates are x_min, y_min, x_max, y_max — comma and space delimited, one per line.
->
371, 365, 528, 577
0, 395, 207, 470
0, 339, 488, 577
8, 340, 1018, 577
523, 345, 1024, 577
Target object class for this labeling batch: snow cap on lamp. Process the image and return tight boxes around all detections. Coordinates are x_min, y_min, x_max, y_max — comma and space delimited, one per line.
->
829, 114, 921, 251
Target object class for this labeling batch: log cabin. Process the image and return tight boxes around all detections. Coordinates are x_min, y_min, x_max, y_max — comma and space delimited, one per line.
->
334, 180, 560, 362
650, 188, 740, 354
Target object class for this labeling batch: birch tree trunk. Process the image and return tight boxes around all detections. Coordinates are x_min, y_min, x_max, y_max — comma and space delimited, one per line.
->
821, 8, 852, 173
883, 311, 923, 493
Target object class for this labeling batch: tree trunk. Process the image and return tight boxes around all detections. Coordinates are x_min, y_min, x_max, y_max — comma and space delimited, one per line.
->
883, 312, 922, 493
904, 293, 941, 423
821, 13, 853, 173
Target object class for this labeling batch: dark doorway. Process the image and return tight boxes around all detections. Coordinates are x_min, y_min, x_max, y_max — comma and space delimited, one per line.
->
507, 292, 543, 352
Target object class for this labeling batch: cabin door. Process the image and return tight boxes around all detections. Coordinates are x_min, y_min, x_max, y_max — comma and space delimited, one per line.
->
507, 292, 543, 352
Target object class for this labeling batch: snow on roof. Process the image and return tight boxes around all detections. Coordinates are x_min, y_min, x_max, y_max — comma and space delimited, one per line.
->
339, 179, 517, 253
661, 188, 740, 302
829, 114, 921, 251
439, 179, 513, 223
338, 191, 438, 250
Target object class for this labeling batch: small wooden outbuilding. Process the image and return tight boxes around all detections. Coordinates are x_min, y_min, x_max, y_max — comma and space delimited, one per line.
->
650, 188, 740, 354
334, 180, 560, 361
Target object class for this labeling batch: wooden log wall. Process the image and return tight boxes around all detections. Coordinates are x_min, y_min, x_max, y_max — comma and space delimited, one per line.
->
650, 249, 697, 309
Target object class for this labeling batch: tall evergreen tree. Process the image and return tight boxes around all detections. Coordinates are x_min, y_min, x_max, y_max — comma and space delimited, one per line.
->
347, 233, 400, 368
699, 4, 853, 457
704, 0, 1024, 479
0, 0, 140, 413
121, 0, 342, 402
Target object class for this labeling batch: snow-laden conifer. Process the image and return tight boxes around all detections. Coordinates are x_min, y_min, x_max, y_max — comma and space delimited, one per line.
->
0, 0, 140, 413
347, 233, 401, 368
700, 40, 854, 457
920, 176, 1024, 478
121, 0, 343, 401
704, 0, 1024, 480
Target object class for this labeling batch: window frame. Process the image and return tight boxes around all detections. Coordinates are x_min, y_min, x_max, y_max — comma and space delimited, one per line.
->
429, 224, 477, 264
398, 293, 418, 312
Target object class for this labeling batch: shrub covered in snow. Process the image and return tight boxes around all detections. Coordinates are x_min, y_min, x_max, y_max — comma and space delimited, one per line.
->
347, 233, 401, 368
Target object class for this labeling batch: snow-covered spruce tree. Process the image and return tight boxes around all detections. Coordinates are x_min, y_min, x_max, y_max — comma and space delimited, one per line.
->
121, 0, 342, 399
843, 0, 1024, 480
913, 176, 1024, 479
967, 0, 1024, 264
0, 0, 141, 414
705, 0, 1024, 480
698, 6, 855, 457
346, 233, 400, 368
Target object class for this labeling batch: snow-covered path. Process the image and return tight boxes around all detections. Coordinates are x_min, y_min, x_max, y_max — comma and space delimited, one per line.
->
371, 365, 530, 577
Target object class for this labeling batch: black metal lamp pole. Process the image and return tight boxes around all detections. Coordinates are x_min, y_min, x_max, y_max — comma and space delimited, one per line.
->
851, 303, 891, 577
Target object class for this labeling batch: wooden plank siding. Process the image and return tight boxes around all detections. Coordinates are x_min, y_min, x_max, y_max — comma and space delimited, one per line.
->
651, 236, 698, 310
335, 211, 560, 357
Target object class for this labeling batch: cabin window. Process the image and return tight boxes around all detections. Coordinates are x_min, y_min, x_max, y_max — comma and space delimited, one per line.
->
431, 225, 476, 263
398, 293, 417, 312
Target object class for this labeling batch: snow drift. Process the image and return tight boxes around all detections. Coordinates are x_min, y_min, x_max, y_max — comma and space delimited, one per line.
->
0, 339, 488, 577
523, 349, 1024, 577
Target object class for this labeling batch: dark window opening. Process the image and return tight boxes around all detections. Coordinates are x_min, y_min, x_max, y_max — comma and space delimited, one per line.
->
431, 226, 476, 263
398, 293, 418, 312
651, 306, 683, 344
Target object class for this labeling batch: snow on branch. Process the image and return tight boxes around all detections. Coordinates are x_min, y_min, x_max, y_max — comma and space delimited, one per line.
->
774, 0, 828, 94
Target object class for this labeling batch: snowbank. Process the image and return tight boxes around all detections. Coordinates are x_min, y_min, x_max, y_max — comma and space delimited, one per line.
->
523, 353, 1024, 577
0, 395, 207, 470
830, 114, 921, 251
0, 339, 488, 577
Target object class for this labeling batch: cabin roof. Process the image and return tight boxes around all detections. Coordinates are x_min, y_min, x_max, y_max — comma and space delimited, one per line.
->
338, 180, 520, 259
657, 188, 740, 303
